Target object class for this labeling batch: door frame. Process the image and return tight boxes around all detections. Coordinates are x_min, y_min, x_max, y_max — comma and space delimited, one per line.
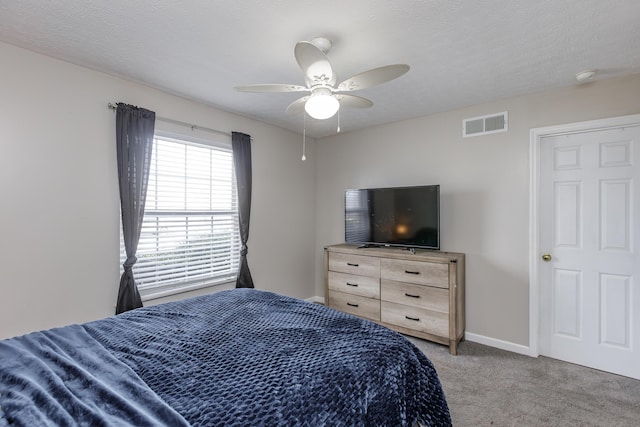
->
529, 113, 640, 357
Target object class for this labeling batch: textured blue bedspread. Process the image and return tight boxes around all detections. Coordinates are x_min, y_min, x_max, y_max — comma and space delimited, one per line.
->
1, 289, 451, 426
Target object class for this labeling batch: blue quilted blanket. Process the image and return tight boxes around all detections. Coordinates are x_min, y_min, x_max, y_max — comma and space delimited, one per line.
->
0, 289, 451, 426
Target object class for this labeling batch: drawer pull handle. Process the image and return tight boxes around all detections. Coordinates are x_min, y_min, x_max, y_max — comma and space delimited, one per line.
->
347, 302, 359, 307
346, 282, 359, 287
405, 270, 420, 275
347, 262, 359, 267
405, 293, 420, 298
405, 315, 420, 322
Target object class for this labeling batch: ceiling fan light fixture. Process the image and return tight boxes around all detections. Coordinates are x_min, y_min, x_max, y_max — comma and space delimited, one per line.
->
304, 88, 340, 119
236, 37, 410, 127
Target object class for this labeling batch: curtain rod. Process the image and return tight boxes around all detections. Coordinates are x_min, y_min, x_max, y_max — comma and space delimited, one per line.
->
107, 103, 232, 138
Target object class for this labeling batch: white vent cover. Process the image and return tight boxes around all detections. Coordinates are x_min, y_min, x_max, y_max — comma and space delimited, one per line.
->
463, 111, 508, 137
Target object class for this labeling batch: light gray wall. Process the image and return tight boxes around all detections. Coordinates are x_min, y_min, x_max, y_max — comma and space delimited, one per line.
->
315, 74, 640, 346
0, 41, 317, 339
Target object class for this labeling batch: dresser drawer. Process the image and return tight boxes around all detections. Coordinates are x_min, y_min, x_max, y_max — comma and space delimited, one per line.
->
381, 301, 448, 337
381, 259, 448, 288
329, 252, 380, 278
329, 290, 380, 321
328, 271, 380, 298
381, 280, 448, 313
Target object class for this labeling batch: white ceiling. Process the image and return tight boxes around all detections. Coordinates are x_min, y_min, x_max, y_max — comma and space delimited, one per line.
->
1, 0, 640, 138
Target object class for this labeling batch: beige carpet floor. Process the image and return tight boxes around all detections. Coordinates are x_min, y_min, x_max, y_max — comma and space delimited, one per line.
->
408, 337, 640, 427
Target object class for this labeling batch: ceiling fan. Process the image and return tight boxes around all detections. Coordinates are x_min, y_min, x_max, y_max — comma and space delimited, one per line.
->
235, 37, 410, 120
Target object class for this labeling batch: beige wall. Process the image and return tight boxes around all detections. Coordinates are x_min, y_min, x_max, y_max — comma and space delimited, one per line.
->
0, 41, 317, 339
315, 74, 640, 346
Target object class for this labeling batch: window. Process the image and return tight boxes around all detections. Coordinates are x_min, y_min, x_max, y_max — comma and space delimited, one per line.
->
120, 133, 240, 298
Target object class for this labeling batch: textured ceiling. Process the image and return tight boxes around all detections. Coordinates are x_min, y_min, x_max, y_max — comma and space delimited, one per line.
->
1, 0, 640, 138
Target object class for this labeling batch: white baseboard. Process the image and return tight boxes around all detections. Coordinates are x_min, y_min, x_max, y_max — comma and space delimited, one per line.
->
465, 332, 532, 356
305, 296, 325, 304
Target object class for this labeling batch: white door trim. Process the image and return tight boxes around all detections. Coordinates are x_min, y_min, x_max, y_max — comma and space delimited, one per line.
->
529, 113, 640, 357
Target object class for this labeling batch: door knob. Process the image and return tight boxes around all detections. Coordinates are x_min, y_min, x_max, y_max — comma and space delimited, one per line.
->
541, 254, 552, 262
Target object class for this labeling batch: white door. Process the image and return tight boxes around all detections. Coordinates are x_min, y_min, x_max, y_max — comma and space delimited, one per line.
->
538, 125, 640, 379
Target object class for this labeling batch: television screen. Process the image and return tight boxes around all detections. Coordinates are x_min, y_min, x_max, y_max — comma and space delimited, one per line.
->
345, 185, 440, 250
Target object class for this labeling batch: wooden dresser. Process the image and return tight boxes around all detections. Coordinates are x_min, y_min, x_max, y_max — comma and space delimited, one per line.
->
324, 244, 465, 355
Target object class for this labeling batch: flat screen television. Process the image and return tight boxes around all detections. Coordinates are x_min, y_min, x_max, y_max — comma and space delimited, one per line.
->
345, 185, 440, 250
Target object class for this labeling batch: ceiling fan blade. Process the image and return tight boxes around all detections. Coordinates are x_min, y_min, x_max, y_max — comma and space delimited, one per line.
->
234, 84, 308, 93
335, 94, 374, 108
286, 96, 309, 115
294, 41, 336, 87
337, 64, 410, 92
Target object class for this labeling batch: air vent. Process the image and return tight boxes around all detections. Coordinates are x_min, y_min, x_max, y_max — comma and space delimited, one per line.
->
463, 111, 508, 137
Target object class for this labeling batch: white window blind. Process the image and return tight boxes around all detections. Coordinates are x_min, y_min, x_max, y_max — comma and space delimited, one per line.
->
121, 135, 240, 297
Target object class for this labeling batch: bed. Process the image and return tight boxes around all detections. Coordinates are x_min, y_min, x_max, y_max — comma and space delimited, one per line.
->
0, 288, 451, 426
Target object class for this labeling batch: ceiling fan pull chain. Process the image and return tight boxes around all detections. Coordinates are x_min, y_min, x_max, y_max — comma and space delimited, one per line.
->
337, 108, 341, 133
301, 112, 307, 161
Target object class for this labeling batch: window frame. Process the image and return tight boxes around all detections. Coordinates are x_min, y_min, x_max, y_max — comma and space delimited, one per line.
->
119, 129, 240, 301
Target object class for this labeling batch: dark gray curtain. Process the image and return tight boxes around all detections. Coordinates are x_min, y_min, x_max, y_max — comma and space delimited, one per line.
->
232, 132, 254, 288
115, 103, 156, 314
